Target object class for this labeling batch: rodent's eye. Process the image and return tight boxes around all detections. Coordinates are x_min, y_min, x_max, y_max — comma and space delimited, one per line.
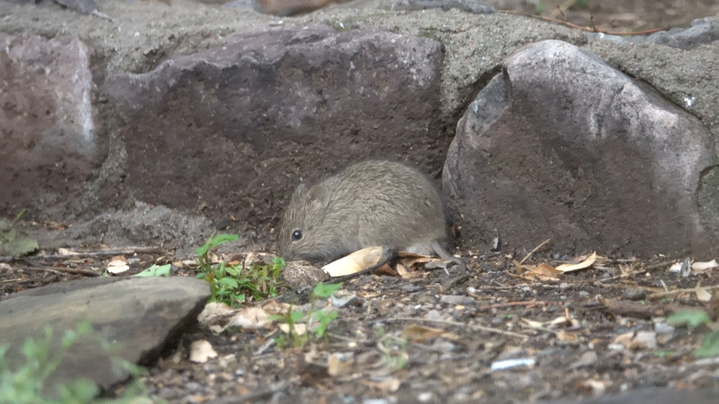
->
291, 230, 303, 241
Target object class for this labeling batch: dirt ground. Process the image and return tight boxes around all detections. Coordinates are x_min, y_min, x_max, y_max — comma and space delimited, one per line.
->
2, 0, 719, 403
485, 0, 719, 33
3, 246, 719, 403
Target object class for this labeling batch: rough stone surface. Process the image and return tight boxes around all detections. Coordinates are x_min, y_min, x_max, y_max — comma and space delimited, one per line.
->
104, 25, 446, 225
0, 276, 210, 396
1, 1, 719, 257
548, 388, 717, 404
0, 33, 98, 220
443, 40, 717, 257
378, 0, 495, 13
617, 17, 719, 50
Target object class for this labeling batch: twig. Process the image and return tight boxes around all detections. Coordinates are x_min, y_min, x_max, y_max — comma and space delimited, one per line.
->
519, 239, 551, 265
444, 274, 470, 290
13, 265, 100, 277
498, 10, 669, 36
477, 300, 548, 310
594, 260, 675, 283
91, 10, 114, 22
555, 4, 566, 20
647, 284, 719, 301
387, 317, 528, 340
0, 246, 165, 263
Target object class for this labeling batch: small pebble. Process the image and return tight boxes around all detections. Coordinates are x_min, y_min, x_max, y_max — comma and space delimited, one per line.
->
440, 295, 475, 305
654, 322, 675, 335
623, 288, 647, 301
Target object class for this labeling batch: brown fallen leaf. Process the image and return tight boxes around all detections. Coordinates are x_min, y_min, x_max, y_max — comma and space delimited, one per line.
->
327, 353, 355, 377
401, 324, 449, 343
696, 282, 713, 302
692, 259, 719, 273
323, 246, 385, 277
363, 377, 401, 393
612, 331, 657, 350
556, 252, 597, 272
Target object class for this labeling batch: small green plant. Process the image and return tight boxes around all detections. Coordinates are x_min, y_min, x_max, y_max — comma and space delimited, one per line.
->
0, 321, 150, 404
0, 209, 38, 257
195, 234, 285, 307
667, 310, 719, 357
135, 264, 171, 277
272, 282, 342, 348
373, 325, 409, 370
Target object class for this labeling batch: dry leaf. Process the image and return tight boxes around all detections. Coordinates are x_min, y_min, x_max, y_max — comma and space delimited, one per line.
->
261, 300, 292, 315
533, 262, 563, 276
696, 282, 713, 302
189, 340, 218, 363
227, 307, 272, 329
363, 377, 401, 393
327, 353, 355, 377
107, 256, 129, 274
401, 324, 448, 343
280, 323, 307, 336
512, 259, 528, 273
582, 379, 610, 396
613, 331, 635, 347
547, 315, 576, 328
58, 248, 79, 256
520, 319, 545, 329
244, 252, 276, 268
397, 252, 439, 271
692, 259, 719, 273
197, 302, 235, 326
612, 331, 656, 350
630, 331, 657, 349
323, 246, 384, 277
519, 262, 562, 281
556, 252, 597, 272
396, 263, 410, 277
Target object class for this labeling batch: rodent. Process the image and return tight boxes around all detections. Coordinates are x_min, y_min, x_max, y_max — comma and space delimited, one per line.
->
277, 160, 465, 273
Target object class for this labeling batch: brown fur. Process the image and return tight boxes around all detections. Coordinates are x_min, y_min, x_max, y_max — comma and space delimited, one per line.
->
277, 160, 454, 265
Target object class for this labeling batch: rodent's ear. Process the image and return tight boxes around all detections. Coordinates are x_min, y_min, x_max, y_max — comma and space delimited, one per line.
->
307, 185, 331, 209
291, 183, 307, 201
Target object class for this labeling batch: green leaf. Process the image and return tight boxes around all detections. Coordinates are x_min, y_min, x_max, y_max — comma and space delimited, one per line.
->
667, 310, 711, 328
195, 233, 239, 256
312, 282, 342, 298
0, 220, 39, 257
290, 310, 305, 323
695, 330, 719, 357
134, 264, 172, 277
272, 256, 286, 270
219, 277, 239, 288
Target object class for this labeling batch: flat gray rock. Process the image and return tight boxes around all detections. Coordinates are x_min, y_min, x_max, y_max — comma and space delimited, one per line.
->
443, 40, 717, 257
104, 25, 446, 226
546, 388, 717, 404
0, 276, 210, 397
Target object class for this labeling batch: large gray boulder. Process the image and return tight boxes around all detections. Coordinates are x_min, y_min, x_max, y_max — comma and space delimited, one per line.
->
104, 25, 446, 225
0, 33, 98, 220
546, 388, 717, 404
0, 277, 210, 396
443, 40, 717, 257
